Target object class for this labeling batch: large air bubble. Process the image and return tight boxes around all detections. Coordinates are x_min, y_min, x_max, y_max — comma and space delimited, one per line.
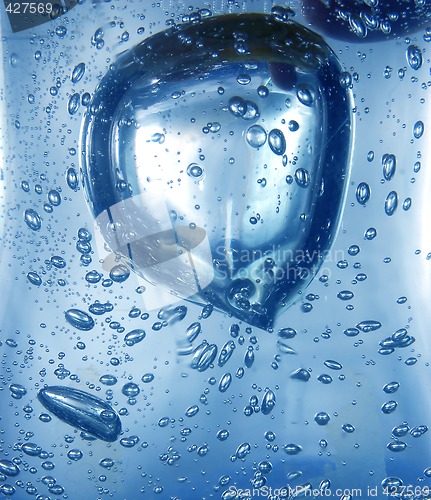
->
81, 13, 353, 329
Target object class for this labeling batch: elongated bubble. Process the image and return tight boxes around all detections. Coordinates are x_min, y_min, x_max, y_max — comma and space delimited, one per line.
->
37, 386, 122, 442
71, 62, 86, 83
0, 460, 19, 477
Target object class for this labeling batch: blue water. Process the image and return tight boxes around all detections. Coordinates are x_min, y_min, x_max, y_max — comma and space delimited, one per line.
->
1, 2, 431, 499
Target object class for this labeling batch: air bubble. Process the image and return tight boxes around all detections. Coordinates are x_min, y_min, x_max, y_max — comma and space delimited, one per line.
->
246, 125, 267, 148
122, 382, 140, 397
314, 412, 330, 425
385, 191, 398, 216
37, 386, 121, 442
381, 400, 397, 414
68, 93, 80, 115
356, 182, 370, 205
99, 374, 118, 386
67, 449, 83, 461
288, 120, 299, 131
257, 85, 269, 97
403, 198, 412, 211
295, 168, 310, 187
413, 120, 424, 139
80, 12, 354, 331
0, 460, 19, 477
187, 163, 204, 179
48, 189, 61, 206
324, 360, 342, 370
382, 154, 396, 181
228, 96, 246, 117
24, 208, 41, 231
71, 62, 86, 83
65, 309, 95, 331
66, 168, 79, 191
387, 441, 407, 452
27, 271, 42, 286
364, 227, 377, 240
284, 443, 302, 455
124, 329, 146, 346
296, 84, 315, 106
339, 71, 352, 88
407, 44, 423, 70
236, 74, 251, 85
109, 264, 130, 283
349, 15, 367, 38
219, 373, 232, 393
